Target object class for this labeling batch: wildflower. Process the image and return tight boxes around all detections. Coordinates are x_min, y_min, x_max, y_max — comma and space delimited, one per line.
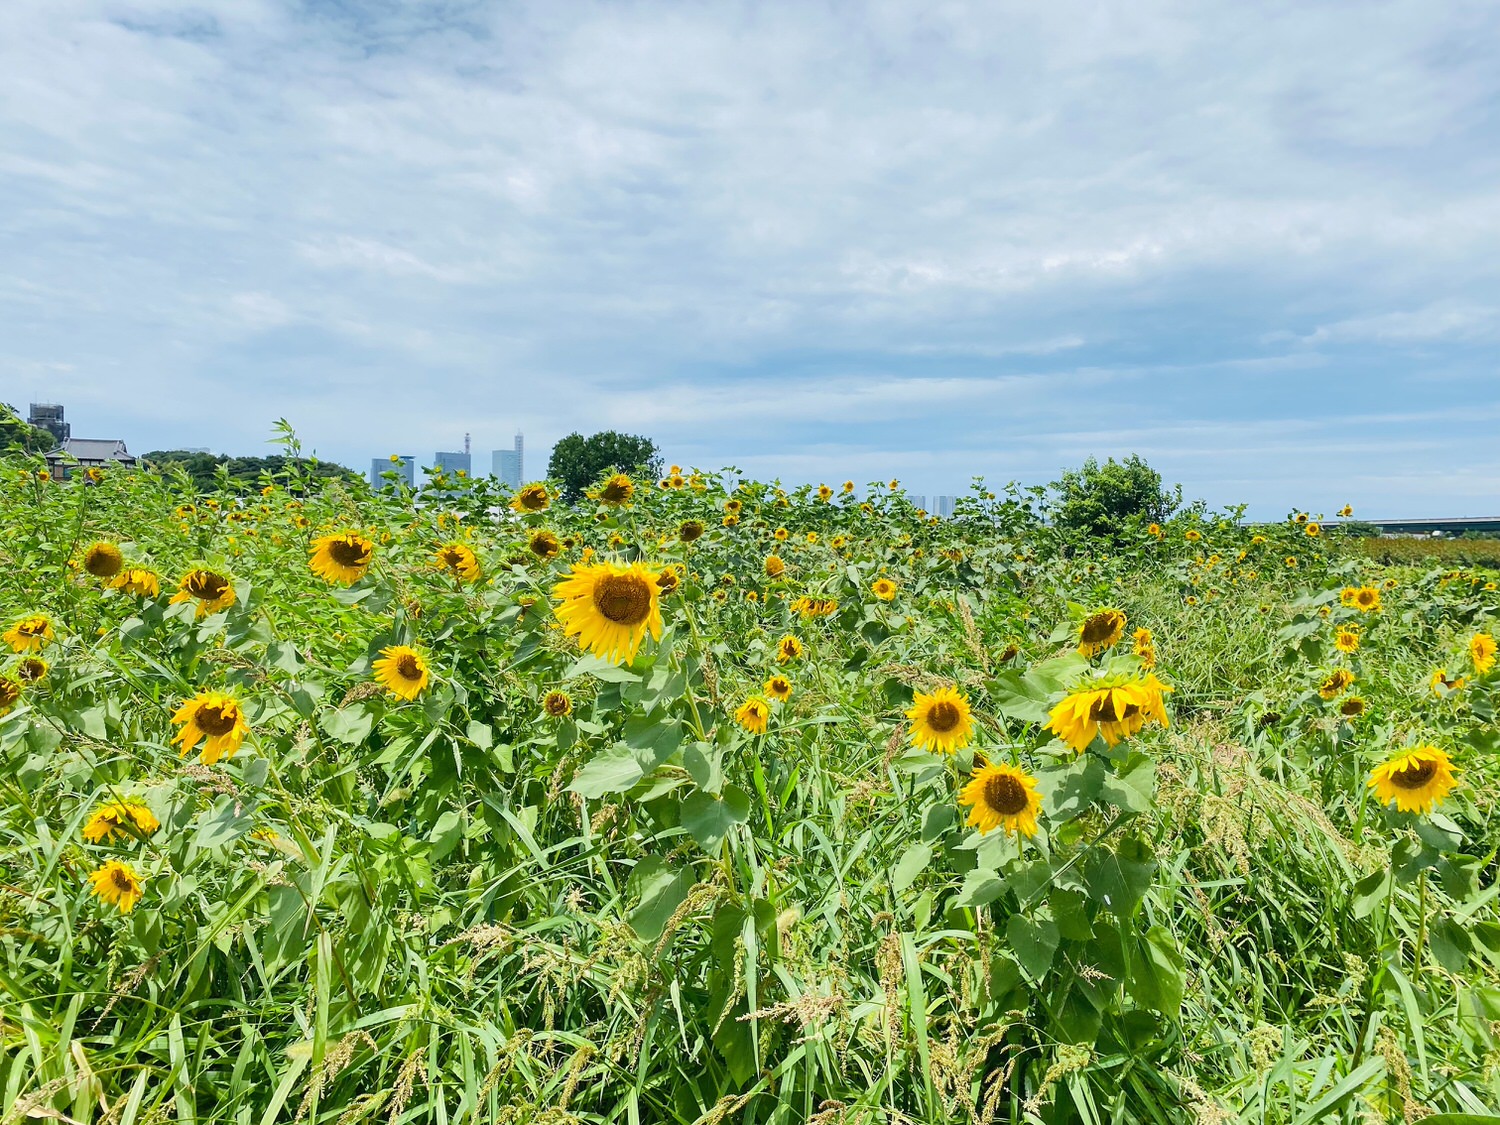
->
434, 542, 481, 580
1368, 746, 1457, 815
959, 762, 1042, 837
1077, 608, 1126, 658
4, 615, 54, 653
1044, 675, 1171, 753
1318, 669, 1354, 700
872, 578, 898, 601
906, 686, 974, 755
528, 530, 562, 561
170, 691, 249, 764
1471, 633, 1496, 675
764, 555, 786, 578
82, 542, 124, 578
543, 690, 572, 717
776, 635, 803, 664
1334, 626, 1361, 654
591, 474, 635, 505
89, 860, 144, 913
552, 561, 663, 665
309, 532, 374, 585
735, 696, 771, 734
764, 675, 792, 702
82, 801, 160, 844
373, 645, 431, 700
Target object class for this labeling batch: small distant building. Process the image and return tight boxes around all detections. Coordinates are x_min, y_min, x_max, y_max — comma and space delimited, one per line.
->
45, 438, 137, 480
371, 455, 416, 490
29, 403, 69, 444
433, 450, 471, 477
932, 495, 957, 518
491, 433, 524, 489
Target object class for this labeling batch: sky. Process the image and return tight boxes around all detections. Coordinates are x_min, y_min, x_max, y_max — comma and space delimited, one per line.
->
3, 0, 1500, 518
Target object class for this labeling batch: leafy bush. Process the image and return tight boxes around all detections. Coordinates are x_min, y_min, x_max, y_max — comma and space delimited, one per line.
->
1048, 454, 1182, 541
546, 430, 662, 500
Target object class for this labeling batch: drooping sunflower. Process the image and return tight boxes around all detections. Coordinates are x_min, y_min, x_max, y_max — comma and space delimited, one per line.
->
1368, 746, 1458, 815
528, 530, 562, 561
1352, 586, 1382, 613
872, 578, 898, 601
510, 483, 551, 513
309, 532, 374, 585
592, 473, 635, 506
3, 614, 54, 653
1044, 675, 1172, 753
906, 686, 975, 754
959, 761, 1042, 837
542, 690, 573, 717
679, 520, 705, 543
16, 657, 47, 683
170, 691, 249, 764
775, 635, 803, 664
0, 676, 20, 717
82, 800, 160, 844
434, 542, 481, 581
735, 696, 771, 734
764, 674, 793, 702
1132, 627, 1157, 669
1334, 626, 1361, 654
89, 860, 144, 913
373, 645, 431, 700
1471, 632, 1497, 675
1339, 696, 1366, 718
82, 541, 124, 578
552, 561, 664, 665
171, 569, 236, 616
1077, 608, 1127, 658
111, 568, 161, 598
765, 555, 786, 578
1430, 668, 1466, 695
1319, 669, 1355, 700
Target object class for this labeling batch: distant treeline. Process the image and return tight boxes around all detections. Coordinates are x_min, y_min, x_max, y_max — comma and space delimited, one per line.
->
142, 450, 360, 492
0, 402, 53, 455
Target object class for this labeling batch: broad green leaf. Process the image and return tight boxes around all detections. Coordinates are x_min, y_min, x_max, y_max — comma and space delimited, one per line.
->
1007, 914, 1060, 980
568, 744, 644, 798
680, 785, 750, 852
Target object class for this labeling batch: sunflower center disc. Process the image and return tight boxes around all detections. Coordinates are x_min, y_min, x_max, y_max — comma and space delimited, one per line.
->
594, 575, 651, 625
602, 482, 630, 503
396, 655, 422, 680
984, 773, 1029, 815
189, 573, 228, 600
1080, 613, 1120, 644
196, 705, 237, 736
329, 539, 370, 567
927, 701, 961, 732
112, 869, 135, 892
1089, 693, 1121, 722
1392, 760, 1437, 789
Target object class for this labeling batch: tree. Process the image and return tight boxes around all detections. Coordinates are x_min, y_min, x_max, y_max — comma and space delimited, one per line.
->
547, 431, 662, 501
0, 402, 53, 457
141, 450, 359, 492
1048, 455, 1182, 541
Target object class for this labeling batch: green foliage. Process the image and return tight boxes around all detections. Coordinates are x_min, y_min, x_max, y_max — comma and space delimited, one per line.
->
546, 429, 662, 500
142, 449, 359, 492
0, 402, 53, 457
1049, 454, 1183, 541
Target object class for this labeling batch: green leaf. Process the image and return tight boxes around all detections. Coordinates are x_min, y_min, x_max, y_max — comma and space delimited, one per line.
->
1099, 754, 1154, 813
680, 786, 750, 852
986, 671, 1052, 724
954, 867, 1005, 907
627, 858, 695, 945
565, 654, 641, 683
891, 843, 933, 894
1351, 869, 1390, 919
1082, 835, 1156, 917
1126, 925, 1184, 1015
465, 720, 493, 751
1430, 918, 1473, 973
193, 799, 254, 853
1007, 914, 1059, 980
428, 809, 464, 861
682, 742, 723, 794
569, 745, 644, 798
320, 704, 375, 746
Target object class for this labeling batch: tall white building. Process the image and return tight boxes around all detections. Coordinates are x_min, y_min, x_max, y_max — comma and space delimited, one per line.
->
933, 495, 957, 518
492, 433, 524, 488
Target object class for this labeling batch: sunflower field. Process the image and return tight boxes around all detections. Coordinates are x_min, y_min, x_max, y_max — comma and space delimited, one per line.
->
2, 449, 1499, 1125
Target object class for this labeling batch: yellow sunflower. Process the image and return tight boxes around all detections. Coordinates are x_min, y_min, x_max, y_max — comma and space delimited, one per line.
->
434, 542, 481, 581
1352, 586, 1381, 613
1147, 523, 1163, 538
0, 676, 20, 717
373, 645, 431, 700
817, 484, 833, 501
764, 675, 793, 702
170, 691, 249, 764
1294, 513, 1309, 524
543, 690, 572, 717
1471, 633, 1497, 675
1340, 587, 1358, 607
1185, 530, 1201, 542
111, 568, 161, 598
775, 635, 803, 664
1338, 505, 1353, 517
17, 656, 47, 683
82, 800, 160, 844
735, 696, 771, 734
906, 686, 974, 754
842, 480, 855, 494
1430, 668, 1466, 695
3, 614, 54, 653
528, 530, 562, 561
679, 520, 705, 543
1044, 675, 1171, 753
1334, 626, 1361, 654
509, 483, 551, 512
959, 762, 1042, 837
1132, 627, 1157, 669
170, 569, 236, 616
309, 532, 374, 585
1077, 608, 1127, 658
1339, 696, 1366, 718
773, 528, 789, 542
872, 578, 898, 601
1284, 556, 1298, 568
592, 473, 635, 505
88, 860, 144, 914
765, 555, 786, 578
82, 541, 124, 578
1304, 522, 1321, 537
552, 561, 664, 665
1368, 746, 1457, 814
1318, 668, 1354, 700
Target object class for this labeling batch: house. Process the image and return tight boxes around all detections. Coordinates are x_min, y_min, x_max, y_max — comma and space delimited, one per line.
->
44, 438, 138, 480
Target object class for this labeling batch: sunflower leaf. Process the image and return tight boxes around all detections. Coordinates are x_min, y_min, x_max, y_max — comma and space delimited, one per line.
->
1007, 914, 1060, 980
568, 745, 644, 798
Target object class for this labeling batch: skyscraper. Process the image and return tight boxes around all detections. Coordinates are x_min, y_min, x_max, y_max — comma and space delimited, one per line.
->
370, 456, 415, 490
932, 495, 957, 518
433, 450, 471, 477
28, 403, 69, 443
491, 433, 524, 489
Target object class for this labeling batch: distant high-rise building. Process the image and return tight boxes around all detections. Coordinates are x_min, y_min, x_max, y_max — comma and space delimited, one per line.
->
932, 495, 957, 518
371, 455, 415, 490
909, 494, 928, 513
491, 433, 524, 489
29, 403, 69, 443
433, 450, 471, 478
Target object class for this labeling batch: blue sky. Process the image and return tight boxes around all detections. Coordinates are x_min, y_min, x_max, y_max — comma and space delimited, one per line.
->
3, 0, 1500, 517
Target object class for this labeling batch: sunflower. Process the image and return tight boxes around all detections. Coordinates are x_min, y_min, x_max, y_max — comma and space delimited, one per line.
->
1294, 513, 1309, 524
1184, 530, 1201, 542
434, 542, 481, 581
842, 480, 855, 494
1470, 632, 1497, 675
16, 656, 47, 683
775, 635, 803, 664
1284, 556, 1298, 568
373, 645, 431, 700
171, 569, 236, 616
831, 535, 848, 549
0, 676, 20, 717
735, 696, 771, 734
1338, 505, 1353, 517
82, 541, 124, 578
1147, 523, 1162, 538
309, 532, 374, 585
592, 473, 635, 505
1044, 675, 1171, 753
765, 555, 786, 578
82, 800, 160, 844
170, 691, 249, 764
88, 860, 144, 914
552, 561, 664, 665
906, 686, 974, 754
1352, 586, 1381, 613
3, 615, 54, 653
764, 674, 793, 702
872, 578, 898, 601
1334, 626, 1361, 654
817, 484, 833, 501
773, 528, 789, 542
1339, 696, 1366, 718
959, 761, 1042, 837
543, 690, 573, 717
1318, 668, 1354, 700
1132, 627, 1157, 669
1430, 668, 1466, 695
1368, 746, 1457, 815
725, 499, 743, 514
1077, 608, 1127, 658
722, 514, 740, 527
1304, 522, 1321, 537
656, 566, 683, 594
528, 530, 562, 561
679, 520, 705, 543
1339, 587, 1358, 607
510, 483, 551, 513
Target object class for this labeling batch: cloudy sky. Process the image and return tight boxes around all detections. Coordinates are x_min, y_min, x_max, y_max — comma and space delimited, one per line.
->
4, 0, 1500, 516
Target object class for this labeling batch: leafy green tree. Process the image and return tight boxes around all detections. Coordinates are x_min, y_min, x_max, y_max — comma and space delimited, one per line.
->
547, 431, 662, 501
0, 402, 53, 456
1048, 454, 1182, 541
142, 450, 358, 492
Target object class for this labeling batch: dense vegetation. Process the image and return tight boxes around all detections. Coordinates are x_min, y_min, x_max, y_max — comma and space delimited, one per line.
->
141, 449, 359, 492
1, 451, 1498, 1125
547, 431, 662, 501
0, 402, 54, 456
